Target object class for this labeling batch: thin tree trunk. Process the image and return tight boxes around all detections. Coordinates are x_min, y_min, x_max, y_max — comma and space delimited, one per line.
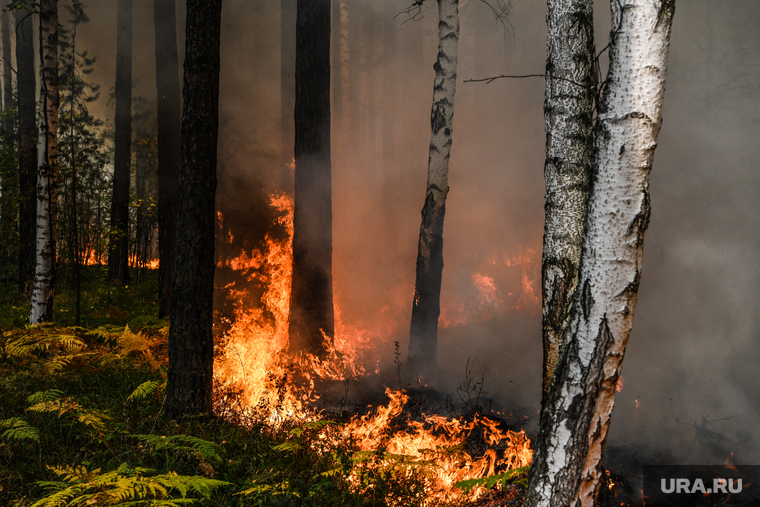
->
0, 7, 13, 272
154, 0, 180, 318
109, 0, 133, 284
29, 0, 58, 324
17, 7, 35, 293
288, 0, 333, 358
540, 0, 595, 399
338, 0, 350, 152
525, 1, 675, 505
280, 0, 296, 192
408, 0, 459, 369
2, 8, 11, 112
69, 20, 81, 326
164, 0, 222, 419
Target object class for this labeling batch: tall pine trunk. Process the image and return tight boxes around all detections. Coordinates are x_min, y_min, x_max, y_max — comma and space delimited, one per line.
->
17, 7, 37, 294
408, 0, 459, 369
525, 1, 675, 505
0, 7, 13, 271
154, 0, 181, 318
109, 0, 133, 283
540, 0, 595, 399
29, 0, 59, 324
280, 0, 296, 192
288, 0, 333, 358
164, 0, 222, 419
2, 9, 11, 112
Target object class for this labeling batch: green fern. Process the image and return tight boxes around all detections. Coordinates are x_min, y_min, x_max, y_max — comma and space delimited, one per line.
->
132, 434, 224, 464
127, 380, 166, 402
0, 416, 40, 442
454, 465, 530, 493
26, 390, 111, 436
32, 463, 231, 506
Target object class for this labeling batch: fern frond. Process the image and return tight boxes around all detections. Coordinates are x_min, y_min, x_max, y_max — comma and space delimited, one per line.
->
132, 434, 224, 464
27, 389, 65, 405
0, 417, 40, 442
127, 380, 161, 401
453, 465, 529, 493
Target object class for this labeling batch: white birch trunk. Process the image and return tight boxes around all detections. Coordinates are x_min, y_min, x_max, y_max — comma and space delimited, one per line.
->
408, 0, 459, 367
30, 0, 59, 324
525, 1, 675, 505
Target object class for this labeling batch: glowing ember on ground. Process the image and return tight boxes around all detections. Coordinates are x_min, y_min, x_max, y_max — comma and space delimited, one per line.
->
213, 193, 533, 502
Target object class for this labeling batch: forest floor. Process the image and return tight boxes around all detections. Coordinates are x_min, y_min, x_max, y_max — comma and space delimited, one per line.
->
1, 266, 542, 506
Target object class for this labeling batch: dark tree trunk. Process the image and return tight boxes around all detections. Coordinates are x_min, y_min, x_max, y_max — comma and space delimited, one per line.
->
109, 0, 133, 284
154, 0, 180, 318
408, 0, 459, 370
2, 9, 11, 112
164, 0, 222, 419
539, 0, 595, 400
0, 8, 13, 272
16, 8, 36, 294
280, 0, 296, 192
288, 0, 333, 358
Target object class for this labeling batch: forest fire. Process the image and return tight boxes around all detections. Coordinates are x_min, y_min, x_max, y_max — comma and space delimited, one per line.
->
212, 193, 533, 502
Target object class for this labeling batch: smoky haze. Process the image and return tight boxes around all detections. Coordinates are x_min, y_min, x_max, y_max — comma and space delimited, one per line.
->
62, 0, 760, 466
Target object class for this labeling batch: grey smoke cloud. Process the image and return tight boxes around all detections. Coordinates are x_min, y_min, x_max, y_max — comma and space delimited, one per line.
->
66, 0, 760, 465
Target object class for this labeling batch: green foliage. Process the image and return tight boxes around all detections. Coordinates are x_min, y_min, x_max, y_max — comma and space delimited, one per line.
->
127, 380, 165, 402
132, 435, 224, 465
0, 417, 40, 442
31, 463, 230, 506
454, 465, 530, 493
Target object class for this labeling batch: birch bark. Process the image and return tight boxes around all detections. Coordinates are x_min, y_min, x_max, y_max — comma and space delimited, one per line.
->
30, 0, 59, 324
540, 0, 595, 397
525, 1, 675, 505
408, 0, 459, 368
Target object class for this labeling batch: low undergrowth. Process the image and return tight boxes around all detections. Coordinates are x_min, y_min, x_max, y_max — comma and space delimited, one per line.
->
0, 272, 526, 506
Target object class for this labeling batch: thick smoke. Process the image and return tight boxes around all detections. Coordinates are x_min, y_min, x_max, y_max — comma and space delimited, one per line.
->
68, 0, 760, 466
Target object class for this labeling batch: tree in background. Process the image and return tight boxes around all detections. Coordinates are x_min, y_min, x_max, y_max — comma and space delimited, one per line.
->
0, 5, 16, 281
108, 0, 133, 284
30, 0, 60, 324
288, 0, 334, 358
525, 1, 675, 504
57, 0, 110, 325
16, 4, 37, 294
280, 0, 296, 192
154, 0, 180, 318
407, 0, 460, 370
539, 0, 595, 400
164, 0, 223, 418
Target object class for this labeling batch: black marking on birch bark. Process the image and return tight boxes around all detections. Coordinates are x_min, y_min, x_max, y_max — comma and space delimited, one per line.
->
581, 278, 593, 320
656, 0, 676, 31
431, 103, 446, 134
619, 144, 625, 155
421, 192, 436, 229
545, 258, 575, 334
627, 186, 651, 243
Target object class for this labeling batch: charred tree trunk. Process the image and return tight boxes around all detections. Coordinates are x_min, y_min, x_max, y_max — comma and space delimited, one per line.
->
288, 0, 333, 358
154, 0, 181, 318
338, 0, 350, 152
109, 0, 133, 284
540, 0, 595, 399
280, 0, 296, 192
17, 7, 37, 294
525, 1, 675, 505
29, 0, 58, 324
164, 0, 222, 419
408, 0, 459, 369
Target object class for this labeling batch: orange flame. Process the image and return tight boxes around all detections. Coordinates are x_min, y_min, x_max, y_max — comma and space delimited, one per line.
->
213, 192, 533, 501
